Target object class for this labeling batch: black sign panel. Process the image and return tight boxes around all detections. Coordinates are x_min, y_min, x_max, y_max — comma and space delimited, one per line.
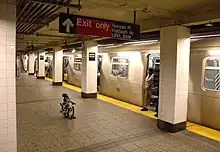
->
59, 13, 76, 34
59, 13, 140, 40
89, 52, 96, 61
40, 55, 44, 60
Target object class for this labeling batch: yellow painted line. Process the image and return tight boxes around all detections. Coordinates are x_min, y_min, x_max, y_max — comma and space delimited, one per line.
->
97, 94, 157, 119
63, 82, 82, 92
45, 79, 220, 142
187, 122, 220, 142
45, 77, 53, 82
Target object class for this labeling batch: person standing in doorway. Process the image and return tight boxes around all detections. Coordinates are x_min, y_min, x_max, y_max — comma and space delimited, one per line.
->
152, 68, 160, 117
141, 68, 154, 111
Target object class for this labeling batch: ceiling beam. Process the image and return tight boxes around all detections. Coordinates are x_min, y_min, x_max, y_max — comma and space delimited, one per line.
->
29, 0, 82, 10
16, 33, 75, 38
17, 21, 46, 26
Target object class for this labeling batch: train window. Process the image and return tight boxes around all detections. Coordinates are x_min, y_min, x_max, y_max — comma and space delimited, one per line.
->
204, 57, 220, 90
148, 54, 160, 70
111, 57, 129, 78
73, 63, 81, 71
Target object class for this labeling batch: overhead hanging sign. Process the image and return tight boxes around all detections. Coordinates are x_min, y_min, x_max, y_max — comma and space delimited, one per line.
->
59, 13, 140, 40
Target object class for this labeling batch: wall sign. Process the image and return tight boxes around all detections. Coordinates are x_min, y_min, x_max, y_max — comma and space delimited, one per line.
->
40, 55, 44, 60
74, 58, 82, 62
59, 13, 140, 40
89, 52, 96, 61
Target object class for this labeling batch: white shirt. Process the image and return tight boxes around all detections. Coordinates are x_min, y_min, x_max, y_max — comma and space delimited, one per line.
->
45, 62, 49, 68
145, 73, 154, 89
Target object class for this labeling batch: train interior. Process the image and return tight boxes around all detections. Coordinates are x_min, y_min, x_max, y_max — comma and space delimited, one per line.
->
144, 53, 160, 112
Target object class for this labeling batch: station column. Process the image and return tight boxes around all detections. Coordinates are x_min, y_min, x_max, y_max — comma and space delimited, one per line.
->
28, 52, 35, 75
52, 48, 63, 85
0, 1, 17, 151
158, 26, 190, 133
81, 41, 98, 98
37, 51, 45, 79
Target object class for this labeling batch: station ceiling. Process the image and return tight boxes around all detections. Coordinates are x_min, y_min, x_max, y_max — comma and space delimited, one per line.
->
16, 0, 220, 52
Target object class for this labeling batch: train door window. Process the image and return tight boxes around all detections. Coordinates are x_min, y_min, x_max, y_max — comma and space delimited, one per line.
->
204, 57, 220, 91
97, 55, 102, 91
63, 56, 70, 81
111, 57, 129, 78
148, 54, 160, 70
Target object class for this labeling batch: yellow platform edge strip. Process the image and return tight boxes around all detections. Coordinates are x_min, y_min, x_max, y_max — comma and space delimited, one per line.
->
45, 78, 220, 142
45, 77, 53, 82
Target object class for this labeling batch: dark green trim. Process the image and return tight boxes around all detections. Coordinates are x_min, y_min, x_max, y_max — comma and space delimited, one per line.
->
81, 92, 97, 98
157, 119, 186, 133
52, 82, 62, 86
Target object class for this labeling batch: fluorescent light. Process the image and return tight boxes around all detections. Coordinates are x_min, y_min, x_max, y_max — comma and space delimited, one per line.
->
102, 44, 123, 49
205, 22, 213, 27
98, 40, 158, 49
117, 51, 140, 57
191, 34, 220, 39
123, 40, 158, 45
209, 49, 220, 55
98, 44, 115, 47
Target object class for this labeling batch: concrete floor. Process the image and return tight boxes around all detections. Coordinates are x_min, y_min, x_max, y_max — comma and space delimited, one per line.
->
16, 74, 220, 152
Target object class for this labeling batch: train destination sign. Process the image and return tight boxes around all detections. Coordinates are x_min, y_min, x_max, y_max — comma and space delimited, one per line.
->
59, 13, 140, 40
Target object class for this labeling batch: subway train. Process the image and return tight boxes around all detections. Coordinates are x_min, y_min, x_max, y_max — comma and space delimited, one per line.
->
64, 37, 220, 131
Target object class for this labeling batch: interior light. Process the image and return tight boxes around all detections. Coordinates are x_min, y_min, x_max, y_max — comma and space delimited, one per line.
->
103, 44, 123, 49
123, 40, 158, 45
205, 22, 213, 27
72, 48, 76, 53
117, 51, 140, 57
208, 49, 220, 55
98, 40, 158, 49
190, 34, 220, 39
98, 44, 115, 47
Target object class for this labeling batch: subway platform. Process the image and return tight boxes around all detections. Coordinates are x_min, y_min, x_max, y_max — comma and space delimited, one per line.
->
16, 74, 220, 152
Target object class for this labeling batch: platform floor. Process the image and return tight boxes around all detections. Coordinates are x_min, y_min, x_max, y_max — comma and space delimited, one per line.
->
16, 74, 220, 152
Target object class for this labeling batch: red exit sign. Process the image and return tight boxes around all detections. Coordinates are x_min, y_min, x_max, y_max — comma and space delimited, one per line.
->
76, 17, 112, 37
59, 13, 140, 40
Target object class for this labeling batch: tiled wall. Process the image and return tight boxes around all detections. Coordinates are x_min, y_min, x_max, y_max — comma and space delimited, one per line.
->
38, 51, 45, 77
53, 48, 63, 83
0, 0, 17, 152
82, 41, 98, 93
28, 53, 35, 74
159, 26, 190, 124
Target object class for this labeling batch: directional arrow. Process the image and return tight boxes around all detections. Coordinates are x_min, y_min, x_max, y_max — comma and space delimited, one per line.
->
62, 18, 74, 33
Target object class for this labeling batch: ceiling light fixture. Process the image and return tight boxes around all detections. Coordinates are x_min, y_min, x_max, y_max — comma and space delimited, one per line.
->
190, 34, 220, 39
205, 22, 213, 27
98, 44, 115, 47
123, 40, 158, 45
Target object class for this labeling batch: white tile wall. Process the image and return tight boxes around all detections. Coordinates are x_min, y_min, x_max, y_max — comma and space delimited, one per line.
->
0, 1, 16, 152
81, 41, 98, 93
159, 26, 190, 124
53, 48, 63, 83
28, 53, 35, 74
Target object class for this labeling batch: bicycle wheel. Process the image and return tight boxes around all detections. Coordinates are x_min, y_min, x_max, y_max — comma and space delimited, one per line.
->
68, 106, 75, 119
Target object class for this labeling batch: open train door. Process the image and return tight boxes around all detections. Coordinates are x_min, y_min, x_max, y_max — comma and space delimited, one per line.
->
142, 53, 160, 111
63, 56, 70, 82
97, 55, 102, 92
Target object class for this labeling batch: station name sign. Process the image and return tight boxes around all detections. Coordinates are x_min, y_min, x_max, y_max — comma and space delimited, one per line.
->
59, 13, 140, 40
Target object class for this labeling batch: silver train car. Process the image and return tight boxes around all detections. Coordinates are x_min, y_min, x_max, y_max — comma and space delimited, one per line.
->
66, 37, 220, 130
